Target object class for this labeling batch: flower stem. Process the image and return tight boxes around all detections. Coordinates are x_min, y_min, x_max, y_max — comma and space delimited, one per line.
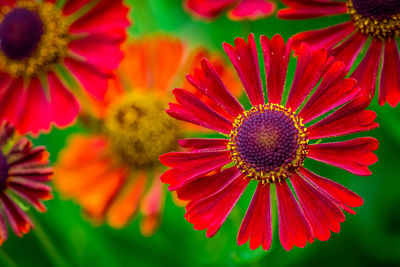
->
30, 213, 69, 267
0, 248, 17, 267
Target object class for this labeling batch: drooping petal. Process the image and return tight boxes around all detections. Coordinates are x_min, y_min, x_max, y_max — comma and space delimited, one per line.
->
286, 45, 331, 111
107, 172, 147, 229
307, 96, 378, 139
350, 39, 382, 98
0, 212, 8, 245
185, 175, 248, 238
308, 137, 379, 176
237, 183, 272, 250
291, 22, 355, 52
276, 181, 313, 251
260, 35, 291, 104
278, 0, 347, 19
299, 168, 363, 215
291, 172, 344, 241
186, 58, 244, 117
228, 0, 275, 21
223, 34, 264, 106
176, 166, 242, 201
379, 38, 400, 107
0, 193, 33, 237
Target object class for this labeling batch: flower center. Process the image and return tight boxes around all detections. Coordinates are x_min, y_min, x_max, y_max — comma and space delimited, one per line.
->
228, 104, 308, 183
0, 1, 69, 77
104, 92, 181, 167
347, 0, 400, 39
0, 152, 8, 191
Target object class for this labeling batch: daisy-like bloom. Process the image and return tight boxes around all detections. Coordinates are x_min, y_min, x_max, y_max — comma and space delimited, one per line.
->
278, 0, 400, 107
160, 34, 379, 251
54, 36, 242, 236
0, 120, 52, 245
0, 0, 129, 134
184, 0, 276, 21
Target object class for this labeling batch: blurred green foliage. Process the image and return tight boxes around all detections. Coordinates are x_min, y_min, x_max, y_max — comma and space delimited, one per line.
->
1, 1, 399, 266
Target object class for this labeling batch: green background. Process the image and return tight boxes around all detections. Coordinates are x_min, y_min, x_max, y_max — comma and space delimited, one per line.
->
1, 0, 400, 266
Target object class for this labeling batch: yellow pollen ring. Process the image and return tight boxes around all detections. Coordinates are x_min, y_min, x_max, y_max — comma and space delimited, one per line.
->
227, 104, 309, 184
0, 1, 69, 77
347, 0, 400, 40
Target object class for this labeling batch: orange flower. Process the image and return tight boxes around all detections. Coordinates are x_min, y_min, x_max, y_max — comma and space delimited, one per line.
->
54, 35, 241, 235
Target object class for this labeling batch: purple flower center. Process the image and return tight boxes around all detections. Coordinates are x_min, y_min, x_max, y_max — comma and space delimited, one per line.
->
352, 0, 400, 20
0, 152, 8, 191
235, 109, 299, 174
0, 8, 44, 60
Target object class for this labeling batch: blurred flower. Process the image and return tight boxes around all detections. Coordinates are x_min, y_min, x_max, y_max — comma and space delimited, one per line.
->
0, 120, 53, 245
160, 34, 379, 251
0, 0, 129, 134
184, 0, 276, 21
278, 0, 400, 107
54, 36, 242, 236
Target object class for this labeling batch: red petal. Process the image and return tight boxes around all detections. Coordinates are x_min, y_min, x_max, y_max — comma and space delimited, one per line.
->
169, 89, 233, 134
351, 39, 382, 98
184, 0, 234, 19
228, 0, 275, 21
178, 138, 228, 151
223, 34, 264, 106
308, 96, 378, 139
308, 137, 379, 176
291, 172, 344, 241
186, 58, 244, 117
260, 34, 291, 104
68, 0, 130, 34
237, 183, 272, 250
291, 22, 355, 52
379, 39, 400, 107
9, 178, 52, 212
185, 175, 248, 238
276, 181, 313, 251
328, 32, 367, 71
64, 58, 111, 100
299, 167, 363, 214
299, 62, 359, 123
176, 166, 242, 201
278, 0, 347, 19
0, 212, 8, 245
0, 193, 33, 237
286, 45, 330, 111
62, 0, 90, 16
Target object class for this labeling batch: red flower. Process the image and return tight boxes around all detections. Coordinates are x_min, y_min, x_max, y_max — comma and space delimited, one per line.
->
278, 0, 400, 107
0, 120, 52, 245
0, 0, 129, 134
160, 34, 379, 251
184, 0, 276, 21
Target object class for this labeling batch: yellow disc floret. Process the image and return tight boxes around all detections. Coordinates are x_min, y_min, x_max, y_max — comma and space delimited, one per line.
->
104, 92, 181, 167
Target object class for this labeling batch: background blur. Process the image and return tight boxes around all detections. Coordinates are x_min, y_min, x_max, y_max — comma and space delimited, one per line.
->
2, 1, 399, 266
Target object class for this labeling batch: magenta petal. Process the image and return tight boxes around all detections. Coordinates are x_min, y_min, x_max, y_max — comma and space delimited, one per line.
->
228, 0, 275, 21
178, 138, 228, 151
291, 172, 345, 241
237, 183, 272, 250
276, 181, 313, 251
0, 193, 33, 237
223, 34, 264, 106
379, 39, 400, 107
278, 0, 347, 19
176, 166, 242, 201
185, 175, 249, 238
184, 0, 234, 19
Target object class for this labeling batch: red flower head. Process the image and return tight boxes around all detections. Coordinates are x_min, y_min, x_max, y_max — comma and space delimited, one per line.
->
0, 0, 130, 134
0, 120, 52, 245
160, 34, 379, 251
278, 0, 400, 107
184, 0, 276, 21
54, 36, 242, 236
